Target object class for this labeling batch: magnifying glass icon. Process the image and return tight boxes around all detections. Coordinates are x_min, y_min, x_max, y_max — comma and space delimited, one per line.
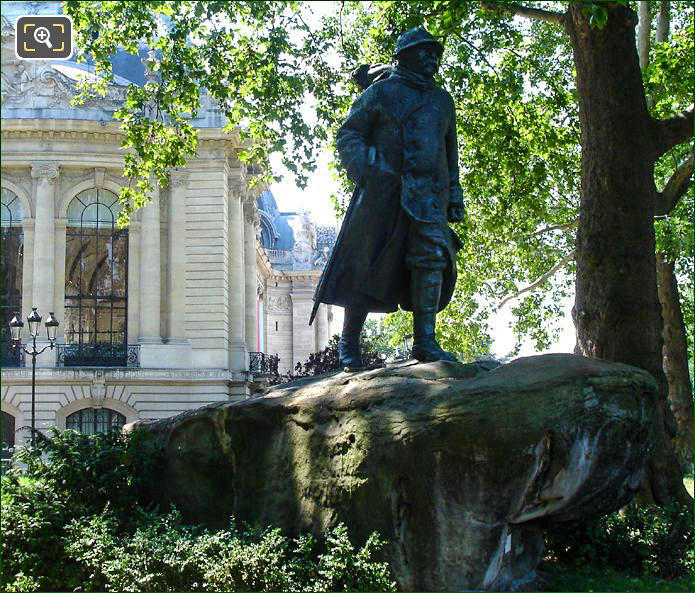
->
33, 26, 53, 49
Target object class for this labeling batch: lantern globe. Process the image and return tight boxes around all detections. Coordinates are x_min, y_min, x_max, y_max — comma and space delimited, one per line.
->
9, 314, 24, 342
45, 312, 59, 342
27, 308, 42, 337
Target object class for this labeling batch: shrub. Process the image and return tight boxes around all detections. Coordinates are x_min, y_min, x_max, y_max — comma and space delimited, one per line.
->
545, 503, 694, 578
270, 334, 385, 385
1, 475, 84, 591
11, 426, 159, 523
1, 429, 396, 592
66, 510, 396, 592
1, 428, 158, 591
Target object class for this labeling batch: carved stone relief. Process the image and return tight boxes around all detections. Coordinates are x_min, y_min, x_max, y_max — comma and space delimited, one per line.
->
1, 57, 126, 111
31, 162, 59, 182
243, 201, 260, 227
90, 370, 106, 401
267, 295, 292, 314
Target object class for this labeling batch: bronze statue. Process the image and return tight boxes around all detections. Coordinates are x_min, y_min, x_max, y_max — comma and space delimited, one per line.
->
310, 26, 464, 368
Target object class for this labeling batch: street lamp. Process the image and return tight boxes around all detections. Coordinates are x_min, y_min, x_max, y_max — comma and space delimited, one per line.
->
9, 308, 59, 448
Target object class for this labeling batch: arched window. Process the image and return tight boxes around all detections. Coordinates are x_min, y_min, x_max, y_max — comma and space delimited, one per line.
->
64, 189, 128, 366
259, 210, 277, 250
66, 407, 125, 435
1, 188, 24, 367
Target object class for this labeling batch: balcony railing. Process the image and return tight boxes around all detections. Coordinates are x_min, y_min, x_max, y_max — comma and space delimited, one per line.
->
1, 347, 25, 368
56, 344, 140, 368
249, 352, 279, 376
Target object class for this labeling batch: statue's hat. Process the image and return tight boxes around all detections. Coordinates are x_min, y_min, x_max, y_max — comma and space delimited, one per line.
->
393, 26, 444, 58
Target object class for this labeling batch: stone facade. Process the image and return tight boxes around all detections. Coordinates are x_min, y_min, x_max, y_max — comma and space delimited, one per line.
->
0, 2, 335, 448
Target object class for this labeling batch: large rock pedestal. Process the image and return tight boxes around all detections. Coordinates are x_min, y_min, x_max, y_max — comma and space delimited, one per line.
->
133, 354, 656, 591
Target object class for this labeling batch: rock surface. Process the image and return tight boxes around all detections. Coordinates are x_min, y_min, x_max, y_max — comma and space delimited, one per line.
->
132, 354, 656, 591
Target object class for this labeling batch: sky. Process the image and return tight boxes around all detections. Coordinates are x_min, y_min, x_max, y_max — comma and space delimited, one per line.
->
269, 151, 339, 226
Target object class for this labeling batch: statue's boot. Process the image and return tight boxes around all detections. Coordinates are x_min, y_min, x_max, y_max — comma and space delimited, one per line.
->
339, 308, 368, 369
411, 269, 458, 363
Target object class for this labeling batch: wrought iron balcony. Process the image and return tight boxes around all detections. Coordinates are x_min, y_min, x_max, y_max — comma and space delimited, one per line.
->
1, 346, 25, 368
56, 343, 140, 368
249, 351, 279, 376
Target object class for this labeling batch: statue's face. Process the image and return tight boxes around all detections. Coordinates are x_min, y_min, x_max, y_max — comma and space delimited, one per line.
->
397, 43, 441, 76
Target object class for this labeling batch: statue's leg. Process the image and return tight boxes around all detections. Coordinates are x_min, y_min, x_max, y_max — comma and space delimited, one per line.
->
410, 269, 458, 362
339, 307, 368, 369
406, 223, 458, 363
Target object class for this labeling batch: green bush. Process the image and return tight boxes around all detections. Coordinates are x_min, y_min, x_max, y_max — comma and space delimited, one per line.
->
270, 334, 386, 385
66, 510, 396, 592
545, 503, 694, 578
1, 429, 396, 592
1, 428, 157, 591
1, 475, 83, 592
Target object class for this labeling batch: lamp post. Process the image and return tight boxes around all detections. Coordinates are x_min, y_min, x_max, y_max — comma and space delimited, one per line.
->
9, 308, 59, 448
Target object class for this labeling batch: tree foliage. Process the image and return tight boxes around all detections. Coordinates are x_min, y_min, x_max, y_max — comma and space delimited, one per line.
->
65, 0, 340, 225
269, 333, 386, 385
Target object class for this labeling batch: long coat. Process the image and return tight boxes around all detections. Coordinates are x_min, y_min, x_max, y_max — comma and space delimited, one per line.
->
311, 71, 463, 323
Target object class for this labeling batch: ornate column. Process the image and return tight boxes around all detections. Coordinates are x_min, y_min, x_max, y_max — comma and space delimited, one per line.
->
165, 170, 192, 367
31, 163, 58, 367
228, 183, 247, 371
243, 198, 259, 352
138, 183, 164, 367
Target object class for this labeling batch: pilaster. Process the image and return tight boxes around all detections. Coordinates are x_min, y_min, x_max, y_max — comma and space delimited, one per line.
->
316, 303, 329, 351
138, 184, 164, 367
243, 198, 259, 352
227, 182, 247, 371
290, 286, 315, 369
165, 171, 192, 367
30, 163, 58, 367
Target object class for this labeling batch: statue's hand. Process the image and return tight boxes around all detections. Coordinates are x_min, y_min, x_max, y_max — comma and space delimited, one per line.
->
448, 204, 465, 223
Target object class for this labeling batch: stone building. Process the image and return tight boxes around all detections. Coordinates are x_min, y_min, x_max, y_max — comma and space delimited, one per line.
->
0, 1, 335, 456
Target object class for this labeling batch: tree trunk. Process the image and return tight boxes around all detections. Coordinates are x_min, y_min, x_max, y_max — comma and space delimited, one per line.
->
656, 0, 670, 43
637, 1, 651, 71
657, 253, 694, 474
566, 3, 690, 506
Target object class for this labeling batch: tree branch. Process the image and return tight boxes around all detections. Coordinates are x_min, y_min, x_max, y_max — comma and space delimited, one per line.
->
655, 154, 694, 216
518, 218, 579, 240
653, 105, 694, 158
480, 1, 566, 26
497, 251, 575, 310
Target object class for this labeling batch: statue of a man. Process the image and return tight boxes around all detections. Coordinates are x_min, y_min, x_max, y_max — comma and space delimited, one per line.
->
310, 26, 465, 368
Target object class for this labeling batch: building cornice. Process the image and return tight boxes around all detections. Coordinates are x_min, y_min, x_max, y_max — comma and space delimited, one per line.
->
1, 367, 252, 385
1, 119, 246, 151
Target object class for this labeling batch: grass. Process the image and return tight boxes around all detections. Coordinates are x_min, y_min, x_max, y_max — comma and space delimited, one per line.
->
541, 562, 694, 592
